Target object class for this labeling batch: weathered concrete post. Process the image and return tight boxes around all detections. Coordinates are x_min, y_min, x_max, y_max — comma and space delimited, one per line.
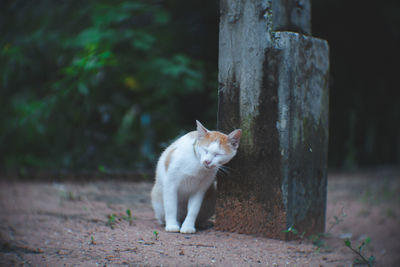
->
216, 0, 329, 239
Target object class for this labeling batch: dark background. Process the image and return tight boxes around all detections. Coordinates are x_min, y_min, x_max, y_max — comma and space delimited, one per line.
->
1, 0, 399, 174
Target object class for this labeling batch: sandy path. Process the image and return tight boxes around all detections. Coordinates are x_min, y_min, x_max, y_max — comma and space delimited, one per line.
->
0, 170, 399, 266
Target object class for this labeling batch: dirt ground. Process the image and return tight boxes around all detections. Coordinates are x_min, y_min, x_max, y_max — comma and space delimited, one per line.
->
0, 169, 399, 267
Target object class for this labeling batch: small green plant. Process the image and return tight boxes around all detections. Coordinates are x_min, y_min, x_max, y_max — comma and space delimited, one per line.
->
126, 209, 132, 217
327, 206, 347, 232
98, 165, 106, 173
309, 232, 326, 252
344, 237, 375, 266
153, 230, 159, 241
106, 209, 136, 228
283, 225, 325, 251
283, 224, 306, 239
122, 209, 134, 225
107, 214, 117, 229
89, 235, 96, 245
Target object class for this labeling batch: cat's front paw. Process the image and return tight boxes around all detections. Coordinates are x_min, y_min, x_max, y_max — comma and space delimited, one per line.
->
165, 224, 180, 232
180, 225, 196, 234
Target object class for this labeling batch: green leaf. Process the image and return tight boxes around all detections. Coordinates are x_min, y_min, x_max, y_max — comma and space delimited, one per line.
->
153, 230, 159, 240
155, 11, 169, 24
120, 2, 145, 11
359, 241, 366, 253
344, 239, 352, 248
368, 255, 375, 265
358, 236, 371, 253
126, 209, 132, 217
73, 28, 103, 46
283, 224, 299, 235
300, 232, 306, 238
78, 82, 89, 95
108, 214, 116, 223
98, 165, 106, 173
283, 224, 293, 233
131, 33, 156, 50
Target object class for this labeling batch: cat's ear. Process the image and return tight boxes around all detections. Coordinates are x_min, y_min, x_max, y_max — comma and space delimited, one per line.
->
228, 129, 242, 149
196, 120, 209, 138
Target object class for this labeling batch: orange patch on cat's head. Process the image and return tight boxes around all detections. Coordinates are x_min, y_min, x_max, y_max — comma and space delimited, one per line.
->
198, 131, 233, 154
195, 120, 241, 153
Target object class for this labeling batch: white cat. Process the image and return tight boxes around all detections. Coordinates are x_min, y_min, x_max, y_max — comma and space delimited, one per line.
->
151, 120, 241, 234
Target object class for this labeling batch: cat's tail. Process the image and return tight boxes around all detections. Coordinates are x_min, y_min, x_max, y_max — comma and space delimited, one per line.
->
151, 182, 165, 225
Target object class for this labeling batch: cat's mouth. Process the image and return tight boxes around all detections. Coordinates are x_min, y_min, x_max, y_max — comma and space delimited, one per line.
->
203, 163, 217, 169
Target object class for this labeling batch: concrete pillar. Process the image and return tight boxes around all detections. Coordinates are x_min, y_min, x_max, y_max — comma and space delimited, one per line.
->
216, 0, 329, 239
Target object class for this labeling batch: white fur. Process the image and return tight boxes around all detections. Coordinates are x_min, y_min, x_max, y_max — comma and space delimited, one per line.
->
151, 121, 241, 234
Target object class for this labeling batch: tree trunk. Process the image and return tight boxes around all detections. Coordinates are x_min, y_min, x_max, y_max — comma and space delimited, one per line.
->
216, 0, 329, 240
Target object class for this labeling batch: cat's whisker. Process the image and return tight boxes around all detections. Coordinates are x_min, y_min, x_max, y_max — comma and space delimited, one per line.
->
221, 165, 234, 172
217, 167, 227, 175
217, 165, 231, 175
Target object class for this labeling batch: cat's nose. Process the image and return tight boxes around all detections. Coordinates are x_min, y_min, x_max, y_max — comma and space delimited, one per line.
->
204, 160, 211, 167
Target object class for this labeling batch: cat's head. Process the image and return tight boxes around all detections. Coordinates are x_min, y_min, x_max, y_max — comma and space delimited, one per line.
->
195, 120, 241, 169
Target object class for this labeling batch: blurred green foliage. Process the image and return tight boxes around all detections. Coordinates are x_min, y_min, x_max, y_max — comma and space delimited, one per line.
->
1, 0, 399, 172
0, 0, 218, 171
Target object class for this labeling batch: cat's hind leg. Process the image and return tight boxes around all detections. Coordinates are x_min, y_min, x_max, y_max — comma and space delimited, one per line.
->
163, 180, 181, 232
151, 183, 165, 225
